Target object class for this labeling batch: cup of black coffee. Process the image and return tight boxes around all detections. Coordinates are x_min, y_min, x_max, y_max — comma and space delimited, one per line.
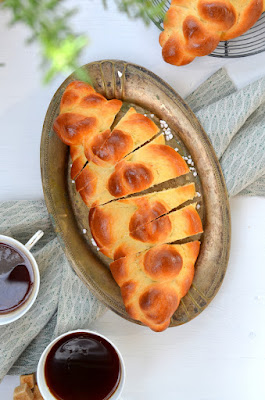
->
37, 330, 126, 400
0, 231, 43, 325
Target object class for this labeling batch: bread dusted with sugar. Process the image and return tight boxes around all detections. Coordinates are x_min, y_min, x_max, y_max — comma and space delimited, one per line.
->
89, 183, 196, 251
110, 241, 200, 331
78, 135, 189, 207
160, 0, 264, 66
98, 203, 203, 259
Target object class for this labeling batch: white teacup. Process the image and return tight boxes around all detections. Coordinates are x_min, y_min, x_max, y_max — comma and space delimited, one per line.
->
0, 231, 43, 325
37, 329, 126, 400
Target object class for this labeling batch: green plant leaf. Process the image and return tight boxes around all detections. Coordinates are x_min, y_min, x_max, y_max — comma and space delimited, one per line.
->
1, 0, 166, 84
1, 0, 88, 83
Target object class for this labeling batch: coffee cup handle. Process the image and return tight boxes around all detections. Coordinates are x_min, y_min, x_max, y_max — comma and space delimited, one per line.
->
25, 230, 44, 251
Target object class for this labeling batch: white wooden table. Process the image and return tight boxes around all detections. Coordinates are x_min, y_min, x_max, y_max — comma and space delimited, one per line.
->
1, 2, 265, 399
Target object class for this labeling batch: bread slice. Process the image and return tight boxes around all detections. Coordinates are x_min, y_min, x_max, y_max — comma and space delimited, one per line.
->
53, 81, 122, 178
54, 81, 160, 179
110, 241, 201, 331
69, 106, 159, 179
89, 183, 195, 251
78, 135, 189, 207
86, 107, 160, 167
98, 203, 203, 259
54, 81, 122, 146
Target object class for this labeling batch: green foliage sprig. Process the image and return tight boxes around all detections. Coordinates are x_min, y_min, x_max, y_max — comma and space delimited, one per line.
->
1, 0, 165, 83
2, 0, 88, 83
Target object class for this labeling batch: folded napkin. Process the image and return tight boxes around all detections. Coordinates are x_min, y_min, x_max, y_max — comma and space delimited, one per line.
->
0, 67, 264, 382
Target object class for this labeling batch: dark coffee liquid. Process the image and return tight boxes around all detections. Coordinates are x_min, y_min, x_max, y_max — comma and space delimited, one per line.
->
0, 242, 34, 314
45, 332, 121, 400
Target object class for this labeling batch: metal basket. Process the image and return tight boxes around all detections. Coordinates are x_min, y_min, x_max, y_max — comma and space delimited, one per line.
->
150, 0, 265, 58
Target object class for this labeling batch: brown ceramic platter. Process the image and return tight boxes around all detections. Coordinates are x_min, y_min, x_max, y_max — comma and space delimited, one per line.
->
40, 60, 231, 327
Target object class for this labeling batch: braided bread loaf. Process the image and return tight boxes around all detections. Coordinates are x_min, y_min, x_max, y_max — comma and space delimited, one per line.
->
53, 81, 204, 331
110, 241, 201, 331
160, 0, 265, 66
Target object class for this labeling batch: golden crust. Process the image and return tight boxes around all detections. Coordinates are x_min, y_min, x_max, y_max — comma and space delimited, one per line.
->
139, 285, 179, 330
59, 81, 122, 131
110, 241, 201, 331
78, 135, 189, 207
60, 81, 95, 112
85, 107, 159, 168
107, 162, 155, 197
143, 245, 183, 280
160, 0, 264, 66
54, 82, 190, 207
53, 81, 122, 177
99, 203, 203, 259
75, 165, 97, 193
128, 201, 169, 233
70, 145, 87, 180
55, 102, 160, 185
222, 0, 263, 40
53, 113, 97, 146
89, 184, 196, 250
89, 206, 115, 248
53, 82, 204, 333
113, 107, 159, 149
88, 129, 134, 167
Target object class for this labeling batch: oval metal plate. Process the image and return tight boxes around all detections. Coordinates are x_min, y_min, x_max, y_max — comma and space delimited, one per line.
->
41, 60, 231, 327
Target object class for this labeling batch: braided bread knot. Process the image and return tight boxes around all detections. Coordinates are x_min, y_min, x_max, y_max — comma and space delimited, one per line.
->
160, 0, 264, 65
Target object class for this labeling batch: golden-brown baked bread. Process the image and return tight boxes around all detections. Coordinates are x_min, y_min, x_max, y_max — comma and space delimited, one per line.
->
75, 134, 165, 200
160, 0, 264, 66
77, 135, 189, 207
53, 81, 204, 333
53, 81, 122, 179
68, 108, 159, 175
89, 183, 196, 251
54, 82, 159, 179
110, 241, 200, 331
69, 106, 159, 180
69, 144, 88, 180
54, 80, 122, 142
79, 106, 159, 169
98, 203, 203, 259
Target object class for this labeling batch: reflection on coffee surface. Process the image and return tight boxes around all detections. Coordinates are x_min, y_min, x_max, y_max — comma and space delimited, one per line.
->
0, 243, 34, 314
45, 332, 121, 400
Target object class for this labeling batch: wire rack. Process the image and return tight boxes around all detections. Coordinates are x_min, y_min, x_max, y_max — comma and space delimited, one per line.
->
150, 0, 265, 58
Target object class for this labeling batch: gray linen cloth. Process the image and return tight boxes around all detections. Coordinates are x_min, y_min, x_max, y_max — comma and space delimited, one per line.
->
0, 68, 265, 381
0, 202, 106, 380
